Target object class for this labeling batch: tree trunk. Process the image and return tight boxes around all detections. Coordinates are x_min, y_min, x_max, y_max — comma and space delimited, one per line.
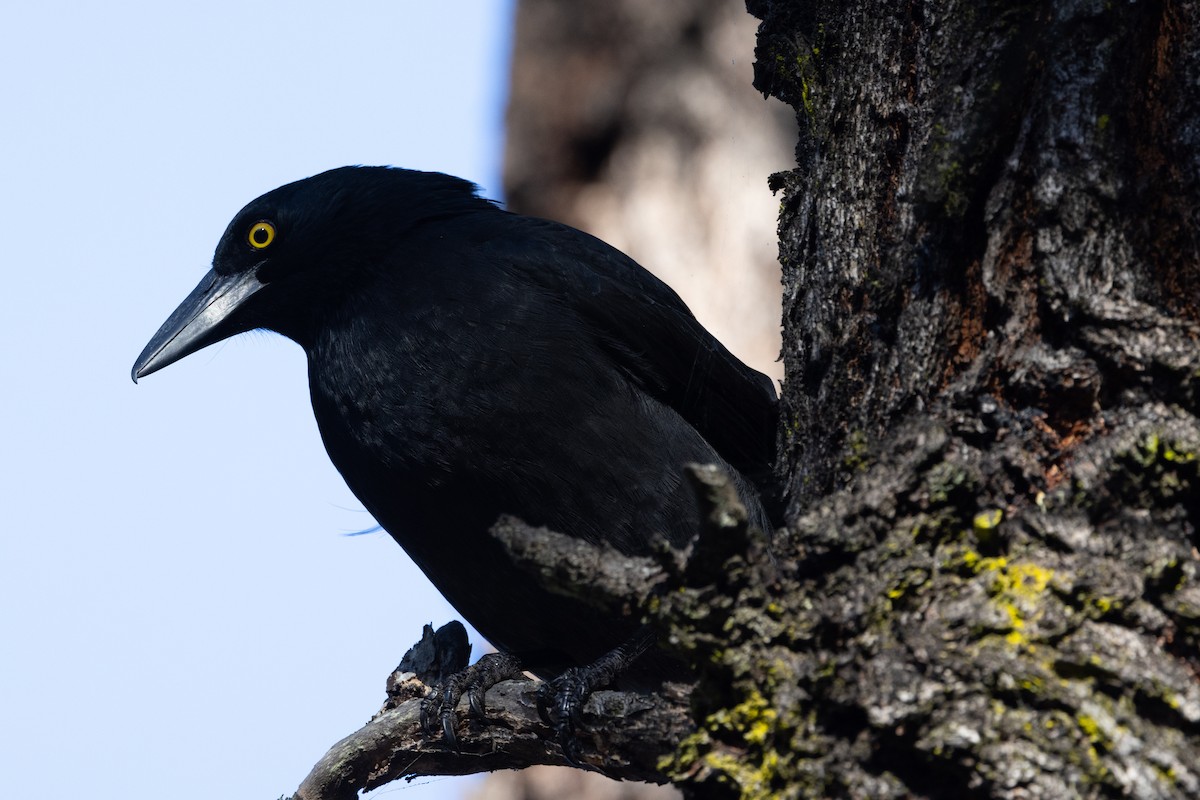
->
287, 2, 1200, 798
683, 0, 1200, 795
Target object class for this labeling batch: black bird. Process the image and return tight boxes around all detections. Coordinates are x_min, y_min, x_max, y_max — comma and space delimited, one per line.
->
132, 166, 777, 746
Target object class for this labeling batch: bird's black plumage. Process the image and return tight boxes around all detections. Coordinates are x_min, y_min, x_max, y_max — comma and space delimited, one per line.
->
133, 166, 777, 681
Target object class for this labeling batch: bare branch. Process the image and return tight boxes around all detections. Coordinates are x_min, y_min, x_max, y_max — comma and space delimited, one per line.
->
288, 679, 693, 800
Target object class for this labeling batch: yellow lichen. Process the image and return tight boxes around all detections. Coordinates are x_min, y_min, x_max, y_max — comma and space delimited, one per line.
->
1078, 714, 1101, 741
960, 550, 1055, 645
1091, 595, 1121, 614
973, 508, 1004, 532
709, 690, 778, 745
1163, 443, 1196, 463
702, 750, 779, 800
661, 690, 785, 799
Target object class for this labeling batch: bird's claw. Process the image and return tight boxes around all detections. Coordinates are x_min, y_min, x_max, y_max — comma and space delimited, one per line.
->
419, 679, 461, 750
533, 628, 658, 767
468, 686, 487, 718
536, 668, 599, 769
419, 651, 525, 749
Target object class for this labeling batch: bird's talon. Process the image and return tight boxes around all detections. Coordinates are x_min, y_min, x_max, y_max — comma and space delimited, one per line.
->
536, 685, 555, 726
441, 709, 460, 751
468, 688, 486, 719
558, 724, 589, 769
419, 695, 439, 737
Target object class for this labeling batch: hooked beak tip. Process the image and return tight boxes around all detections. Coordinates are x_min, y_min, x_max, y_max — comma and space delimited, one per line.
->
130, 268, 265, 384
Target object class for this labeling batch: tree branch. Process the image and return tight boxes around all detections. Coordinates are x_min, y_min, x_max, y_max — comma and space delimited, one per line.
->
289, 679, 692, 800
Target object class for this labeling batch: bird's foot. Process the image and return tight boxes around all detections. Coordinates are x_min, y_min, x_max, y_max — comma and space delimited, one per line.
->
535, 666, 597, 767
419, 651, 524, 750
536, 627, 657, 767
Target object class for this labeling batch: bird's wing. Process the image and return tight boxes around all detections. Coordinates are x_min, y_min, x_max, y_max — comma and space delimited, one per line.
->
501, 215, 779, 490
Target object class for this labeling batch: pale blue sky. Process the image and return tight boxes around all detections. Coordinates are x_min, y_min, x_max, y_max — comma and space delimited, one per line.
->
1, 3, 513, 798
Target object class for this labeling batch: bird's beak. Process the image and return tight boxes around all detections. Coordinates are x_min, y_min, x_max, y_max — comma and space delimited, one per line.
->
131, 268, 266, 383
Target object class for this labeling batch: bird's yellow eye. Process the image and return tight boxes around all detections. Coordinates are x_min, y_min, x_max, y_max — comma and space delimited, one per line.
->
248, 221, 276, 249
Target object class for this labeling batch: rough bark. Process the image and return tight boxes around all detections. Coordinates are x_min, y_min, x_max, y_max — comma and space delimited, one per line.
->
287, 1, 1200, 798
290, 679, 689, 800
697, 0, 1200, 796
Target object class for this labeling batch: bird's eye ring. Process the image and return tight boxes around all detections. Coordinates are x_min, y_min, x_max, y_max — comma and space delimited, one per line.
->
248, 220, 276, 249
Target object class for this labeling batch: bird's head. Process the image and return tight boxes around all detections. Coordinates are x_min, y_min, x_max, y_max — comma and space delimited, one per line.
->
131, 166, 489, 382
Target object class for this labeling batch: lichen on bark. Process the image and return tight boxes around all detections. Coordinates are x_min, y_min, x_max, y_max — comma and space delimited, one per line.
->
652, 0, 1200, 796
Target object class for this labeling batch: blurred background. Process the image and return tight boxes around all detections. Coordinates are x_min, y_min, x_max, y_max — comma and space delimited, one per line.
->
0, 2, 791, 798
